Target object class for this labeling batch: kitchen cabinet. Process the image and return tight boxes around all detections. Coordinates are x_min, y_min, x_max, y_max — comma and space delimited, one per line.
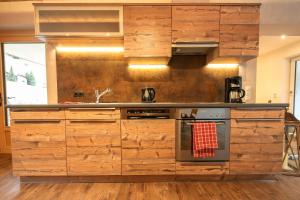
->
230, 109, 285, 174
121, 119, 175, 175
208, 5, 260, 64
219, 6, 260, 57
124, 6, 171, 57
172, 6, 220, 43
34, 4, 123, 37
66, 108, 121, 175
10, 110, 66, 176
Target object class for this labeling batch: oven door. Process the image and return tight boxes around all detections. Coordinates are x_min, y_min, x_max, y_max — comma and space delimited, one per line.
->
176, 119, 230, 162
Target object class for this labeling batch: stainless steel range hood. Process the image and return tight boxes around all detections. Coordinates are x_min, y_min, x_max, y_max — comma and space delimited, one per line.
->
172, 42, 218, 55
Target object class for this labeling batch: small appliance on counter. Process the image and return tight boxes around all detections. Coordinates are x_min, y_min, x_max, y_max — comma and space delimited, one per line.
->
224, 76, 246, 103
141, 87, 156, 103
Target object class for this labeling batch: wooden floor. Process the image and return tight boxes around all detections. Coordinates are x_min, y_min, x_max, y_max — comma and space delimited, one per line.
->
1, 154, 300, 200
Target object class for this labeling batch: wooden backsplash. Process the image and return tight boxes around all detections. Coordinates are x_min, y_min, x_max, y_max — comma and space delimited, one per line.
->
56, 53, 238, 103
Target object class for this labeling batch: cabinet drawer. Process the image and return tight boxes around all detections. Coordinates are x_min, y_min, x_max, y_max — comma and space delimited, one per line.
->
122, 163, 175, 175
231, 109, 285, 119
65, 108, 120, 120
11, 120, 66, 176
10, 110, 65, 120
176, 162, 229, 175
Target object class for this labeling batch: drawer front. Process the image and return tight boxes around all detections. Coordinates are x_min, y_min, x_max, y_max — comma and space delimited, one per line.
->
66, 120, 121, 175
10, 110, 65, 120
176, 162, 229, 175
121, 119, 175, 175
10, 120, 66, 176
230, 161, 282, 174
231, 109, 285, 119
65, 108, 120, 120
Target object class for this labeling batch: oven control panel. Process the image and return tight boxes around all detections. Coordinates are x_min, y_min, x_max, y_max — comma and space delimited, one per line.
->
178, 108, 230, 119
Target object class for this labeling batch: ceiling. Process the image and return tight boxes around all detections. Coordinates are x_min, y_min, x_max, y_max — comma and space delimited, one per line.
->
259, 36, 300, 55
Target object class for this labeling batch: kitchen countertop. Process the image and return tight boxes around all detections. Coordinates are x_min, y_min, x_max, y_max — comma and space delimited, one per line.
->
6, 102, 289, 109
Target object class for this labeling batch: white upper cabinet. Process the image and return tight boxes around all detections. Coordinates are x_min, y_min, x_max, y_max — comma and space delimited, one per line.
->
34, 5, 123, 37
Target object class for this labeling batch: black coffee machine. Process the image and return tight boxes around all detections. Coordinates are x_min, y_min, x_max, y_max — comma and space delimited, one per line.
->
141, 87, 156, 103
224, 76, 245, 103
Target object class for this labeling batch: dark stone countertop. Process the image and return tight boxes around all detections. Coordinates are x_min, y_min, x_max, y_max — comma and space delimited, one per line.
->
6, 102, 289, 110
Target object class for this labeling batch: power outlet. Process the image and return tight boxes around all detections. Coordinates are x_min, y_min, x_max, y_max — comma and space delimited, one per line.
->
73, 91, 84, 98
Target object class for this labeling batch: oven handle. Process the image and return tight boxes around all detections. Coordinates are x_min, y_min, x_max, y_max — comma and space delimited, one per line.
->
184, 121, 226, 126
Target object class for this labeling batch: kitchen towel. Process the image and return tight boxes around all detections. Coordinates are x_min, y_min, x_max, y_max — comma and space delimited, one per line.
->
193, 122, 218, 158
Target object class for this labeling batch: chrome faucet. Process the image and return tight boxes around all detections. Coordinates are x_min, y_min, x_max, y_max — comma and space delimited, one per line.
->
95, 88, 112, 103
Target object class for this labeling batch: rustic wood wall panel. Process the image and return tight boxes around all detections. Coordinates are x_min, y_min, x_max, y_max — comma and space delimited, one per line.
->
172, 6, 220, 43
56, 54, 238, 103
124, 6, 171, 57
219, 5, 260, 57
121, 119, 175, 175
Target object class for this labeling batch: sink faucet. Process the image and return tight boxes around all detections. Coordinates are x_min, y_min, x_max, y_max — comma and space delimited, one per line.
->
95, 88, 112, 103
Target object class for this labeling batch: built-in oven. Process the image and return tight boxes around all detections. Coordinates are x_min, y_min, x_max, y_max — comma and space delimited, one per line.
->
176, 108, 230, 162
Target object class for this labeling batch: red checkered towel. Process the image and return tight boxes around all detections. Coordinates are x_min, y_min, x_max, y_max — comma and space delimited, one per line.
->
193, 122, 218, 158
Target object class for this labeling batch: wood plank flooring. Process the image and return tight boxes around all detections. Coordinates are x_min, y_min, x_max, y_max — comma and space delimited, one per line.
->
1, 154, 300, 200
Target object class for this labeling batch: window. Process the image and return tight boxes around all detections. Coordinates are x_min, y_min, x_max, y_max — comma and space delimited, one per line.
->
294, 60, 300, 119
2, 43, 47, 125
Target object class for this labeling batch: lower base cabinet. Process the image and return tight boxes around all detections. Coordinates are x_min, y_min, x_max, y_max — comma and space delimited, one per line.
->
66, 120, 121, 175
121, 119, 176, 175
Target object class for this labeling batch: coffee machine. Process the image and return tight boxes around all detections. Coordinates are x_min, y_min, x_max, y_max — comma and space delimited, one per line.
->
224, 76, 245, 103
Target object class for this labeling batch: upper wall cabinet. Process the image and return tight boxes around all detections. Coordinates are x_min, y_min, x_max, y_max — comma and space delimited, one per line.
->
219, 6, 260, 57
172, 6, 220, 43
34, 5, 123, 37
124, 6, 171, 57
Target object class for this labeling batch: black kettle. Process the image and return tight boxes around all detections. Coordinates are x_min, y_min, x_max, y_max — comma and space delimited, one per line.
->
141, 88, 156, 103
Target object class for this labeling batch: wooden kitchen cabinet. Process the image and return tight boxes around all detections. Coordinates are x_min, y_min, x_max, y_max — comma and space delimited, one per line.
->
172, 6, 220, 43
230, 109, 285, 174
124, 6, 171, 57
66, 109, 121, 175
10, 110, 66, 176
121, 119, 175, 175
219, 5, 260, 57
176, 162, 229, 175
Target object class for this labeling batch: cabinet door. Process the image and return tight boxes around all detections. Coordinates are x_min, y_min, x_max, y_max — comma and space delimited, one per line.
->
66, 120, 121, 175
172, 6, 220, 43
124, 6, 171, 57
121, 119, 175, 175
10, 119, 66, 176
219, 6, 260, 57
230, 118, 284, 174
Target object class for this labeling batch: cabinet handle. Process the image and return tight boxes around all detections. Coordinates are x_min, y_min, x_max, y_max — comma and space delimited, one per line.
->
235, 118, 283, 122
69, 119, 117, 123
12, 119, 61, 124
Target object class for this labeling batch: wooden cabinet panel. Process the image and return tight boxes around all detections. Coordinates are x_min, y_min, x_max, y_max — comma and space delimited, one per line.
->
219, 5, 260, 58
220, 6, 260, 25
176, 162, 229, 175
121, 119, 175, 175
10, 110, 65, 120
124, 6, 171, 57
172, 6, 220, 43
231, 109, 285, 119
65, 108, 120, 120
230, 113, 284, 175
10, 119, 66, 176
66, 120, 121, 175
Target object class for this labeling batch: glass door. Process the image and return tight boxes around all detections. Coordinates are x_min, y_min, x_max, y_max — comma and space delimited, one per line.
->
294, 60, 300, 119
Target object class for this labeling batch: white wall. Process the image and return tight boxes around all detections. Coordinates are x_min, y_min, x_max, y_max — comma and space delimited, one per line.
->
256, 40, 300, 104
239, 58, 257, 103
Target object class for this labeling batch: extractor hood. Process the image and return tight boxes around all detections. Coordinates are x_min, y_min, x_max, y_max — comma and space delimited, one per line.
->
172, 42, 218, 55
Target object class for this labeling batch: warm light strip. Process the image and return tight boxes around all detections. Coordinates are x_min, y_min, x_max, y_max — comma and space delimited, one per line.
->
207, 64, 239, 69
56, 46, 124, 53
128, 64, 168, 70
